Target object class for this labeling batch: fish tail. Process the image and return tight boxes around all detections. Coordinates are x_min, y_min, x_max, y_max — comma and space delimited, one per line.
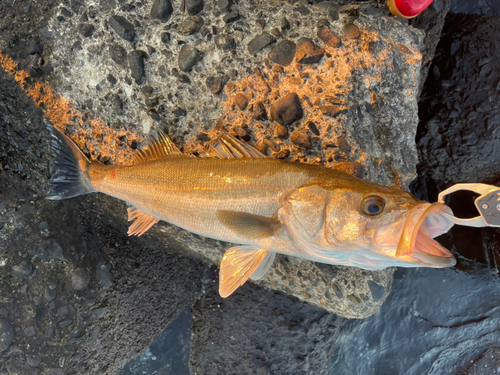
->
46, 121, 95, 200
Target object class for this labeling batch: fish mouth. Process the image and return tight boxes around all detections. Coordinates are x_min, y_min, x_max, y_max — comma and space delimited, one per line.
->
375, 202, 456, 267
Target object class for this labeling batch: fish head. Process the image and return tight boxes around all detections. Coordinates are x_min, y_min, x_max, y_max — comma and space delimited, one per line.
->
281, 182, 456, 270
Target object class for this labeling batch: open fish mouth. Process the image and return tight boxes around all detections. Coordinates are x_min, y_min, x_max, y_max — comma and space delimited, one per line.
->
375, 203, 456, 267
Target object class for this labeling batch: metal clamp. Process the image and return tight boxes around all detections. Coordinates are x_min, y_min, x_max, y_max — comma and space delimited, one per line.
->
438, 183, 500, 228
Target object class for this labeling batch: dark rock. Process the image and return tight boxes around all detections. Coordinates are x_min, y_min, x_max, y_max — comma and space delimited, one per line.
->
256, 19, 266, 29
217, 0, 233, 12
206, 76, 224, 94
234, 126, 250, 141
27, 354, 41, 367
293, 5, 310, 15
72, 269, 90, 291
160, 32, 170, 45
295, 37, 325, 65
270, 93, 303, 126
0, 319, 15, 352
268, 40, 296, 67
343, 23, 360, 39
44, 286, 57, 302
185, 0, 203, 15
128, 50, 147, 85
275, 124, 288, 139
78, 23, 95, 38
150, 0, 173, 22
197, 133, 210, 142
92, 307, 107, 318
44, 324, 55, 339
96, 262, 113, 290
178, 45, 201, 72
234, 93, 248, 111
307, 121, 320, 136
24, 326, 35, 336
272, 149, 290, 159
178, 15, 204, 36
27, 36, 43, 54
291, 129, 311, 148
317, 27, 342, 48
280, 17, 290, 31
362, 7, 383, 17
253, 101, 267, 121
215, 34, 236, 51
12, 260, 33, 278
247, 33, 276, 55
38, 221, 49, 230
328, 8, 339, 21
60, 7, 73, 17
107, 74, 117, 85
223, 10, 240, 24
39, 27, 54, 40
109, 93, 124, 115
108, 15, 136, 41
109, 44, 127, 66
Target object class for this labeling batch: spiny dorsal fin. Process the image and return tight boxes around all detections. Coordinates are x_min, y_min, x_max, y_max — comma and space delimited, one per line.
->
127, 207, 158, 236
134, 130, 182, 164
202, 132, 266, 159
216, 210, 281, 240
219, 245, 274, 298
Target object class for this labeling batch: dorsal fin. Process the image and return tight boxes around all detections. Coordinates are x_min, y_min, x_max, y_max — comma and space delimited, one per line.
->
202, 132, 266, 159
134, 130, 183, 164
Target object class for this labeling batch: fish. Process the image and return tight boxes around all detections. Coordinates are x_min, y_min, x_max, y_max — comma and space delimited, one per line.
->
46, 123, 456, 298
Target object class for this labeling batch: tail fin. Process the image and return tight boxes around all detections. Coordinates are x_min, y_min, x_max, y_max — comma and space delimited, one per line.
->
46, 121, 94, 200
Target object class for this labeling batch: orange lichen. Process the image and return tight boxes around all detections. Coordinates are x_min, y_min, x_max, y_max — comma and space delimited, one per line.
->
0, 49, 143, 165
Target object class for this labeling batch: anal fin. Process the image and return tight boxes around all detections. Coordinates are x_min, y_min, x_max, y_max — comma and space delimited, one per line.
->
127, 207, 158, 236
219, 245, 275, 298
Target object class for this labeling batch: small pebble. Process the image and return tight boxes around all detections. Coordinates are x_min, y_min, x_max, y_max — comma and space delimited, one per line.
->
0, 319, 15, 351
12, 260, 33, 279
38, 221, 49, 230
343, 23, 360, 39
234, 93, 249, 111
27, 354, 41, 367
24, 326, 36, 337
270, 93, 303, 126
72, 269, 90, 291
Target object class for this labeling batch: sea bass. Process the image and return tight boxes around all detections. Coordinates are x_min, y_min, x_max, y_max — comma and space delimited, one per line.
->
46, 124, 456, 297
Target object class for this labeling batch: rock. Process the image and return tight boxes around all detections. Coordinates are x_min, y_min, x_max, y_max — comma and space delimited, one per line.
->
109, 44, 127, 66
44, 324, 55, 339
185, 0, 203, 15
295, 37, 325, 65
317, 27, 341, 48
107, 74, 117, 84
263, 139, 279, 152
215, 34, 236, 51
233, 126, 250, 141
38, 221, 49, 230
306, 121, 320, 136
178, 45, 201, 72
41, 369, 62, 375
268, 40, 296, 67
217, 0, 233, 12
462, 348, 500, 375
275, 124, 288, 139
367, 280, 385, 301
293, 4, 310, 15
150, 0, 173, 22
343, 23, 360, 39
253, 101, 267, 121
108, 15, 136, 42
0, 319, 15, 352
96, 262, 113, 290
57, 306, 69, 317
247, 33, 276, 55
44, 286, 57, 302
37, 239, 63, 261
27, 354, 42, 367
78, 23, 94, 38
177, 15, 204, 36
270, 93, 303, 126
128, 50, 147, 85
280, 17, 290, 31
234, 93, 248, 111
92, 307, 107, 318
12, 260, 33, 278
160, 31, 170, 46
290, 129, 311, 148
27, 36, 43, 54
256, 19, 266, 29
206, 76, 224, 94
223, 10, 240, 24
72, 269, 90, 291
24, 326, 35, 337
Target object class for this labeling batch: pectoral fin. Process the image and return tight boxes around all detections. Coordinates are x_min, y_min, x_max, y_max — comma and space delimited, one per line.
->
216, 210, 281, 240
127, 207, 158, 236
219, 245, 275, 298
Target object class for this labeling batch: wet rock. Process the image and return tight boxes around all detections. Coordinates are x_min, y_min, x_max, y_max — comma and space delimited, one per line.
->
150, 0, 173, 22
206, 76, 224, 94
37, 239, 63, 261
0, 319, 15, 352
27, 36, 43, 54
234, 93, 248, 111
291, 129, 311, 149
178, 15, 204, 36
275, 124, 288, 139
24, 326, 35, 337
178, 45, 201, 72
96, 262, 113, 290
253, 101, 267, 121
215, 34, 236, 51
27, 354, 41, 367
184, 0, 203, 15
109, 44, 127, 66
268, 40, 296, 67
223, 10, 240, 24
247, 33, 276, 55
270, 93, 303, 126
343, 23, 360, 39
78, 23, 94, 38
72, 269, 90, 291
44, 286, 56, 302
217, 0, 233, 12
128, 50, 147, 85
295, 37, 325, 65
12, 260, 33, 278
317, 27, 341, 48
108, 15, 136, 42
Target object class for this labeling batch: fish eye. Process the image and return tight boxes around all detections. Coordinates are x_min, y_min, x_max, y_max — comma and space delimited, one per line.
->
361, 196, 386, 216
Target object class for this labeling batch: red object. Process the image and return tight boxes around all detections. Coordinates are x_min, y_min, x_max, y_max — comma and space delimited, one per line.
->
387, 0, 434, 19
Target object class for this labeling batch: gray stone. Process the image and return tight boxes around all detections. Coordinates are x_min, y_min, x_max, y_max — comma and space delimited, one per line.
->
27, 353, 42, 367
44, 286, 56, 302
109, 44, 127, 66
268, 40, 296, 67
42, 369, 62, 375
24, 326, 35, 336
44, 324, 55, 339
223, 10, 240, 24
178, 45, 201, 72
57, 306, 69, 317
27, 36, 43, 54
368, 280, 385, 301
12, 260, 33, 278
72, 269, 90, 291
128, 50, 147, 85
0, 319, 15, 351
37, 239, 63, 261
185, 0, 203, 15
217, 0, 232, 12
247, 33, 276, 55
151, 0, 173, 22
215, 34, 236, 51
177, 15, 204, 36
92, 307, 107, 318
38, 221, 49, 230
96, 262, 113, 290
108, 15, 136, 42
78, 23, 95, 38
